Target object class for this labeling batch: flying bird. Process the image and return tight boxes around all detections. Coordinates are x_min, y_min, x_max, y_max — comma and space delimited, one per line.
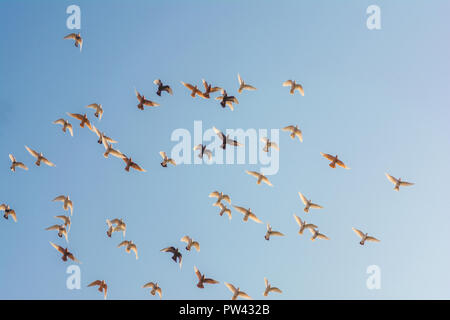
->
180, 236, 200, 252
264, 224, 284, 240
67, 113, 93, 130
88, 280, 108, 300
123, 156, 146, 172
93, 126, 117, 145
215, 89, 239, 110
385, 173, 414, 191
263, 278, 282, 297
159, 151, 176, 167
143, 282, 162, 299
320, 152, 350, 169
217, 203, 232, 220
53, 195, 73, 215
245, 170, 273, 186
53, 119, 73, 136
55, 215, 71, 231
352, 228, 380, 245
209, 191, 231, 207
25, 146, 55, 167
261, 137, 279, 152
50, 242, 80, 263
102, 137, 124, 159
193, 144, 212, 160
283, 80, 304, 95
224, 282, 252, 300
0, 204, 17, 222
118, 240, 138, 259
9, 154, 28, 172
282, 125, 303, 142
309, 228, 329, 241
237, 74, 257, 93
64, 33, 82, 51
86, 103, 103, 120
154, 79, 173, 96
298, 192, 323, 213
161, 246, 182, 269
201, 79, 222, 98
194, 266, 219, 289
135, 89, 160, 110
106, 218, 126, 237
181, 81, 204, 98
45, 224, 69, 242
293, 214, 317, 235
233, 206, 262, 223
213, 127, 243, 149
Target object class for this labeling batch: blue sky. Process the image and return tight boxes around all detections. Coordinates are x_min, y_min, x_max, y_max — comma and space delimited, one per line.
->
1, 0, 450, 299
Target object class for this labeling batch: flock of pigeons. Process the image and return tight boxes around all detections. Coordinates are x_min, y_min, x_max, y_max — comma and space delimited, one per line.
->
1, 32, 416, 300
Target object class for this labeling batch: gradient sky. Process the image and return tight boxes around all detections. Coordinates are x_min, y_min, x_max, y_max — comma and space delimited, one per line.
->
1, 0, 450, 299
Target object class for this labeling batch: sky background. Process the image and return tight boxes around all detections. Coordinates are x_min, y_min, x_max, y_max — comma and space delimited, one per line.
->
1, 0, 450, 299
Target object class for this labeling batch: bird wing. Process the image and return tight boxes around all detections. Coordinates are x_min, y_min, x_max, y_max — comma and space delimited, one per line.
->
283, 80, 293, 87
181, 81, 195, 90
53, 119, 65, 126
213, 127, 225, 140
222, 195, 231, 204
130, 244, 138, 259
366, 236, 380, 242
209, 191, 220, 198
282, 125, 295, 132
143, 282, 155, 289
336, 159, 349, 169
143, 99, 160, 107
50, 241, 65, 254
295, 84, 304, 96
193, 144, 202, 151
53, 195, 66, 202
269, 287, 282, 294
270, 231, 284, 237
224, 282, 237, 294
352, 228, 365, 239
237, 73, 243, 85
159, 151, 167, 160
64, 33, 77, 40
117, 241, 129, 248
41, 157, 55, 167
131, 162, 146, 172
191, 241, 200, 252
180, 236, 190, 244
243, 84, 256, 91
238, 291, 252, 300
161, 246, 176, 253
248, 213, 262, 223
310, 203, 323, 209
204, 149, 212, 160
88, 280, 102, 287
261, 176, 272, 186
293, 214, 303, 227
320, 152, 335, 161
194, 266, 202, 280
25, 146, 39, 158
67, 124, 73, 137
67, 113, 84, 121
204, 278, 219, 284
385, 173, 398, 184
167, 159, 177, 166
295, 130, 303, 142
233, 206, 248, 215
135, 88, 143, 101
246, 170, 261, 179
298, 192, 308, 205
317, 233, 329, 240
153, 79, 162, 86
86, 103, 100, 111
400, 181, 414, 187
9, 210, 17, 222
46, 225, 61, 231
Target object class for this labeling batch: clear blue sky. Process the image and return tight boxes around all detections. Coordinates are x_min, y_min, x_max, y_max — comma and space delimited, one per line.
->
1, 0, 450, 299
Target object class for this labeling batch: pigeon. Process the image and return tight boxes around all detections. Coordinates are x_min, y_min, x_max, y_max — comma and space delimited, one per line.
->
86, 103, 103, 120
263, 278, 282, 296
161, 246, 182, 269
53, 119, 73, 136
224, 282, 252, 300
180, 236, 200, 252
67, 113, 93, 130
201, 79, 222, 98
293, 214, 317, 235
352, 228, 380, 245
213, 127, 243, 149
106, 218, 126, 237
123, 156, 146, 172
194, 266, 219, 289
217, 203, 232, 220
215, 89, 239, 110
64, 33, 83, 51
45, 224, 69, 242
160, 151, 176, 167
282, 80, 304, 95
209, 191, 231, 207
237, 74, 257, 93
88, 280, 108, 300
53, 195, 73, 215
93, 126, 117, 145
25, 146, 55, 167
320, 152, 350, 169
385, 173, 414, 191
309, 228, 329, 241
245, 170, 273, 186
50, 242, 80, 263
55, 215, 71, 231
0, 204, 17, 222
264, 224, 284, 240
193, 144, 212, 160
135, 89, 160, 110
9, 154, 28, 172
282, 125, 303, 142
154, 79, 173, 96
233, 206, 262, 223
261, 137, 279, 152
102, 136, 124, 159
118, 240, 138, 259
143, 282, 162, 299
181, 81, 204, 98
298, 192, 323, 213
